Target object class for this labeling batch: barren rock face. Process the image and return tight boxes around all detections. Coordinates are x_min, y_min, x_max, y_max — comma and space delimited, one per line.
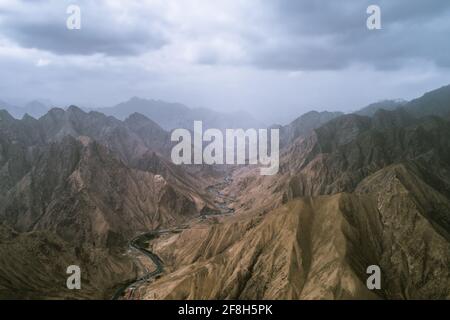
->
0, 223, 140, 299
138, 164, 450, 300
135, 105, 450, 300
1, 85, 450, 300
354, 164, 450, 299
0, 108, 215, 299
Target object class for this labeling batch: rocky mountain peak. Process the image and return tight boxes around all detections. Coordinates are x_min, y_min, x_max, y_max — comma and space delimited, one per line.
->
0, 109, 14, 122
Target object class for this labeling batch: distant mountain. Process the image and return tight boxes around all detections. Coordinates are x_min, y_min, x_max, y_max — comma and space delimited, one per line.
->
356, 99, 407, 117
95, 97, 264, 130
355, 85, 450, 119
404, 84, 450, 118
279, 110, 343, 147
0, 100, 23, 118
22, 100, 52, 118
0, 99, 52, 119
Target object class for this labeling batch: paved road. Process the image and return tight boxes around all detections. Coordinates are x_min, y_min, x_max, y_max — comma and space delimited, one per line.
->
112, 176, 235, 300
111, 229, 182, 300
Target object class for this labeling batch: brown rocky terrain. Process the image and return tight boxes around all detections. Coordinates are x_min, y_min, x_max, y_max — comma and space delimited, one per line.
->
0, 108, 216, 299
0, 85, 450, 300
0, 223, 140, 299
1, 136, 202, 245
131, 87, 450, 300
135, 162, 450, 300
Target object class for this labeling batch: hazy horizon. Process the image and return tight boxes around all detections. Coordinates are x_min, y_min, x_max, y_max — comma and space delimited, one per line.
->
1, 0, 450, 124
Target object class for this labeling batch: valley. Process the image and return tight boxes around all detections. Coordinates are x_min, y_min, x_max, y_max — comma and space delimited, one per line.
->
0, 85, 450, 300
113, 174, 236, 300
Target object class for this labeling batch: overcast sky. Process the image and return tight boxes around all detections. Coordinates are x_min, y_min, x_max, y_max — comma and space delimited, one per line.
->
1, 0, 450, 124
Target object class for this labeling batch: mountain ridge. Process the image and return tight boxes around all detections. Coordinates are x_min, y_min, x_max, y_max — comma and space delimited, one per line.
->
1, 84, 450, 300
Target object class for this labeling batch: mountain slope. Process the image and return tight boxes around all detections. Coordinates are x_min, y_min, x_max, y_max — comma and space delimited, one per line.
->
0, 100, 51, 119
356, 100, 407, 117
96, 97, 263, 130
136, 162, 450, 300
279, 110, 343, 148
0, 223, 139, 299
133, 102, 450, 300
0, 108, 217, 299
405, 85, 450, 118
0, 136, 200, 247
280, 109, 450, 199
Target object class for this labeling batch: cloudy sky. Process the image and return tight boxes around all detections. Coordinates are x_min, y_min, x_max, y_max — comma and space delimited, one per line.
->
1, 0, 450, 124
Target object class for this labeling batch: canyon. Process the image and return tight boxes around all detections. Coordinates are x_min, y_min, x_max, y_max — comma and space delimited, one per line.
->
0, 85, 449, 299
171, 121, 280, 175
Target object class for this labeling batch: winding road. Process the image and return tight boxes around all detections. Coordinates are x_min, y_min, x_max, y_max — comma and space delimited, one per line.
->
112, 175, 234, 300
111, 229, 182, 300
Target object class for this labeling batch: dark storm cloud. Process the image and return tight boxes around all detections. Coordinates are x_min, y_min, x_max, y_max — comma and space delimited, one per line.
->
0, 1, 167, 56
1, 0, 449, 69
4, 21, 165, 56
1, 0, 450, 125
246, 0, 450, 71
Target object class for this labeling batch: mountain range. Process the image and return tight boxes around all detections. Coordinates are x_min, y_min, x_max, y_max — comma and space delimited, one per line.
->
0, 100, 53, 119
133, 85, 450, 300
0, 85, 450, 299
94, 97, 264, 130
0, 97, 264, 131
